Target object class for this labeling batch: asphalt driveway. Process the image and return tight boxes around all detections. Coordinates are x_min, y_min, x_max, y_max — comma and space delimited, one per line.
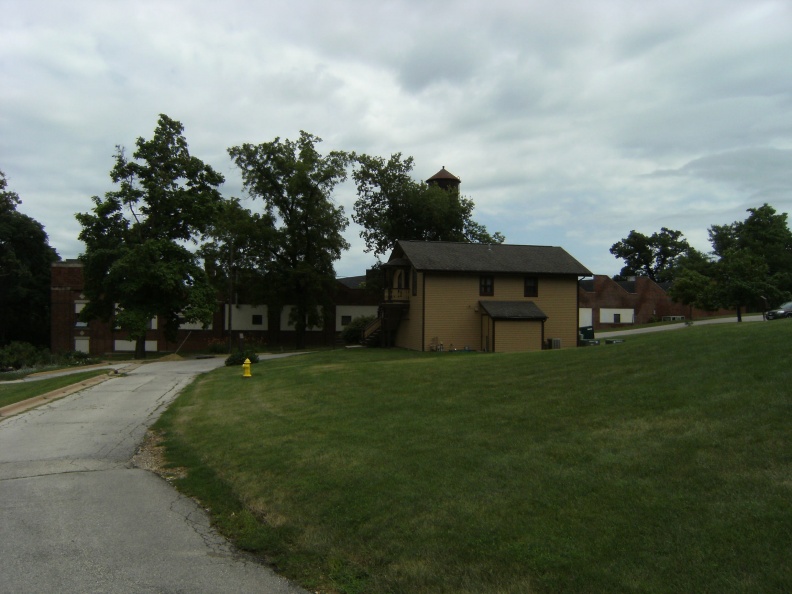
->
0, 357, 307, 593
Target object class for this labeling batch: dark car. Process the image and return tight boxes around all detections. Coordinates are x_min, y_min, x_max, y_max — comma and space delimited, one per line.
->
765, 301, 792, 320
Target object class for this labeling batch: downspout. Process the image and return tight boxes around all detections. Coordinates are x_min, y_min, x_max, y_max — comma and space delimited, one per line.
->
421, 271, 426, 352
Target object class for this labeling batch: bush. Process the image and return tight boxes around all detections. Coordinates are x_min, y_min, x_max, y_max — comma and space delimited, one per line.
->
224, 350, 260, 367
0, 342, 49, 370
341, 315, 377, 345
58, 350, 96, 365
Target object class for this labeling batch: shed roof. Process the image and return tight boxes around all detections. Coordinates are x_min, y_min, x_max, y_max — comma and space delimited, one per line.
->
479, 301, 548, 320
390, 240, 591, 276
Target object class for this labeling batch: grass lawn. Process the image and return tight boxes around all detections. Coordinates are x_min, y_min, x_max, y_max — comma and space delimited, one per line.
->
154, 321, 792, 593
0, 370, 110, 409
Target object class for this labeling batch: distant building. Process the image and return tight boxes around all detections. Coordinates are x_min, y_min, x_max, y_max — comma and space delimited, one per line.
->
365, 240, 592, 353
578, 274, 733, 330
51, 260, 379, 355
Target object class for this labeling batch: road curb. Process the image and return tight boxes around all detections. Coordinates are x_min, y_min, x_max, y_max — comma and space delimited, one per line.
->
0, 371, 125, 420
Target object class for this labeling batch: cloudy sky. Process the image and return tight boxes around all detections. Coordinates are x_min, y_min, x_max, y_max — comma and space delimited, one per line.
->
2, 0, 791, 278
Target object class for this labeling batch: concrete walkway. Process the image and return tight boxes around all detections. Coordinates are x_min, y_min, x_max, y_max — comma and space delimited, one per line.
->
0, 356, 308, 593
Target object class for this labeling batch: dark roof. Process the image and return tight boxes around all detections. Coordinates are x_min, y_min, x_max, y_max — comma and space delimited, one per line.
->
382, 257, 410, 268
616, 281, 637, 294
579, 279, 595, 292
426, 166, 460, 183
337, 275, 367, 289
479, 301, 548, 320
391, 240, 592, 276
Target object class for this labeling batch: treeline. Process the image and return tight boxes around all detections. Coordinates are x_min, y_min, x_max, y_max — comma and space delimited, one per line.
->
75, 115, 503, 356
610, 205, 792, 319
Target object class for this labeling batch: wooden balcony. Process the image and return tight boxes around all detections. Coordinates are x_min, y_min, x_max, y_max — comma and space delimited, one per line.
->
383, 288, 410, 303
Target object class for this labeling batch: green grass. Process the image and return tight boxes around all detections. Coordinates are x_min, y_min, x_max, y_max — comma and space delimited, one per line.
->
0, 370, 110, 409
154, 322, 792, 593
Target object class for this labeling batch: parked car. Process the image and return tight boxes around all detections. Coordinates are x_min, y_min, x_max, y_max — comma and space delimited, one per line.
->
765, 301, 792, 320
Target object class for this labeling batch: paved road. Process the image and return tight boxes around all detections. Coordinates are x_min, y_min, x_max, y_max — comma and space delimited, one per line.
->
0, 357, 307, 593
596, 314, 765, 338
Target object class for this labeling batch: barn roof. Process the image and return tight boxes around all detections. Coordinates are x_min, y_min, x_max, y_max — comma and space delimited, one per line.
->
389, 240, 591, 276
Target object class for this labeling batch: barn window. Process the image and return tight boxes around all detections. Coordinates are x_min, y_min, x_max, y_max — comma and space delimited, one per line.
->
480, 275, 494, 296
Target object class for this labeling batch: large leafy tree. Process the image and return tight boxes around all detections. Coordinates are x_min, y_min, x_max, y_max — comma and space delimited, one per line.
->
610, 227, 698, 283
0, 169, 59, 346
228, 132, 350, 349
76, 115, 225, 358
199, 197, 277, 350
707, 204, 792, 318
352, 153, 504, 259
670, 204, 792, 320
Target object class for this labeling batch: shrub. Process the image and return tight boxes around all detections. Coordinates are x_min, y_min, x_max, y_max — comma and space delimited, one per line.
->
0, 342, 48, 370
58, 350, 96, 365
224, 350, 260, 367
341, 315, 377, 345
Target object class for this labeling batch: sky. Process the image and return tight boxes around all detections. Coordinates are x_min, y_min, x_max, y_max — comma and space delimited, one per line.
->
2, 0, 791, 279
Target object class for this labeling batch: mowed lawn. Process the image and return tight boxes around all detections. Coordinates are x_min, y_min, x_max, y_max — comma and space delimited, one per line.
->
155, 321, 792, 594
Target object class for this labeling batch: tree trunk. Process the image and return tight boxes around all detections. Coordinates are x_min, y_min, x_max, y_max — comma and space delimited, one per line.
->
736, 306, 743, 322
134, 335, 146, 359
295, 318, 306, 349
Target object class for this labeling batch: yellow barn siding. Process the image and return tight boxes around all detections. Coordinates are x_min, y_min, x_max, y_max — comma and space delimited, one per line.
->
393, 271, 581, 352
394, 270, 424, 351
481, 314, 493, 352
479, 275, 580, 350
423, 274, 482, 351
493, 320, 544, 353
534, 277, 580, 349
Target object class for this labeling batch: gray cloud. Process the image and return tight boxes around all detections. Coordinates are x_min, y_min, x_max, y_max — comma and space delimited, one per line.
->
1, 0, 791, 279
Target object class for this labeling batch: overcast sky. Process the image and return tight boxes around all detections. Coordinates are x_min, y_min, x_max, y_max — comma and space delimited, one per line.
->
2, 0, 791, 278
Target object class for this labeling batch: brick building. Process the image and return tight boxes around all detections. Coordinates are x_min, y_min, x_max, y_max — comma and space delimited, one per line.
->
51, 260, 379, 355
578, 274, 733, 330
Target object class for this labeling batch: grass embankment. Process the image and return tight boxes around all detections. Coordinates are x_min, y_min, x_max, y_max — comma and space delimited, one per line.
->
154, 322, 792, 594
0, 370, 110, 409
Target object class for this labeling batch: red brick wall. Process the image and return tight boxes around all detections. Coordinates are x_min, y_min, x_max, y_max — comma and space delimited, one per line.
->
579, 275, 733, 330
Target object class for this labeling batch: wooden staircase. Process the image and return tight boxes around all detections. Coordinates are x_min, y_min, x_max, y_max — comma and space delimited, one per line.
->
361, 317, 382, 347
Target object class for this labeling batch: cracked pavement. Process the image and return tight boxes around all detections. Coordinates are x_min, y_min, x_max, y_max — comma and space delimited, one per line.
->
0, 358, 307, 593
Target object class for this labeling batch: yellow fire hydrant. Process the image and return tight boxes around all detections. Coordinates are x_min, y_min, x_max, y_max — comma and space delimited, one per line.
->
242, 358, 252, 378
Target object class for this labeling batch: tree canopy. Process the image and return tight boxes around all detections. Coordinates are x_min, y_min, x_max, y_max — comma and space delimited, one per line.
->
0, 169, 59, 346
76, 115, 225, 357
609, 227, 698, 283
352, 153, 504, 259
669, 204, 792, 319
228, 132, 350, 349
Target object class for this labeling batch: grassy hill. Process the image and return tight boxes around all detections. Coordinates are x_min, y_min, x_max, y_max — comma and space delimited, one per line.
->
154, 321, 792, 593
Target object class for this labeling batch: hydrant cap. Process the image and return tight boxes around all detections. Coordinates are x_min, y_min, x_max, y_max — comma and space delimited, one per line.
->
244, 358, 250, 364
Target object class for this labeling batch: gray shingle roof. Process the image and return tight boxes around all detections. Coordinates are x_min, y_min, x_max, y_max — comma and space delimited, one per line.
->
392, 240, 591, 276
479, 301, 548, 320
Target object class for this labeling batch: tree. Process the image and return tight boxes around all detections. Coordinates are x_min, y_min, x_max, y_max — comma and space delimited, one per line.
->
708, 204, 792, 296
228, 132, 350, 349
706, 204, 792, 319
670, 204, 792, 320
352, 153, 504, 259
199, 198, 277, 351
0, 169, 60, 346
610, 227, 698, 283
76, 115, 225, 358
